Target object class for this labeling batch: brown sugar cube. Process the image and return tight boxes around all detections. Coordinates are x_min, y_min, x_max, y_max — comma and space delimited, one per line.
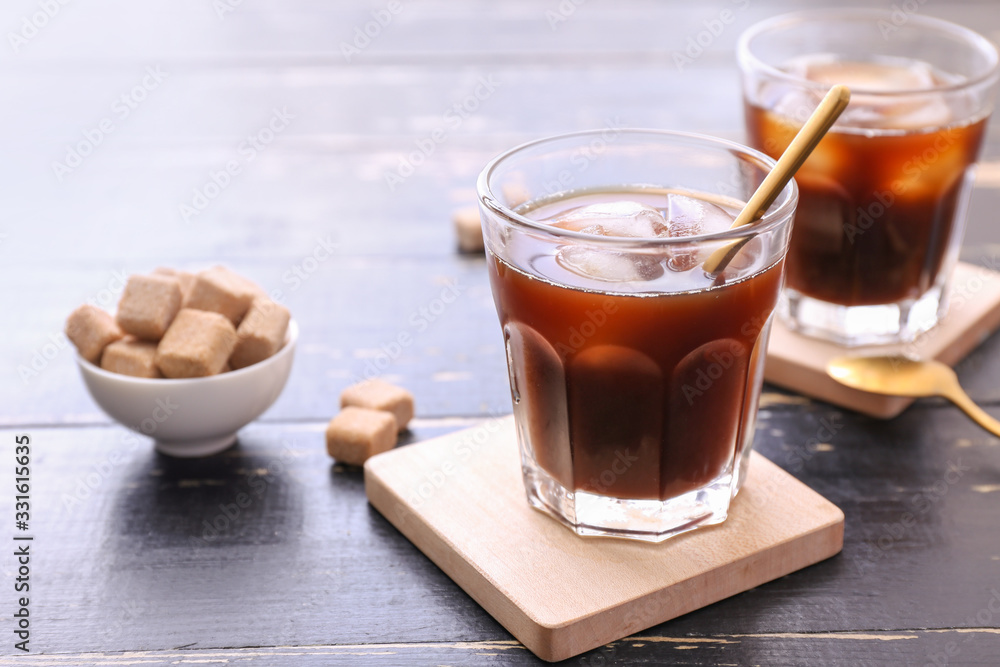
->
325, 407, 397, 465
152, 267, 196, 301
230, 299, 291, 369
340, 379, 414, 432
155, 308, 237, 378
183, 266, 260, 325
229, 268, 266, 299
65, 304, 124, 364
116, 274, 183, 341
100, 337, 162, 378
452, 205, 485, 253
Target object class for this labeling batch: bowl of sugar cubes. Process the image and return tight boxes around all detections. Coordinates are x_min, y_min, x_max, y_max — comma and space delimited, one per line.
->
65, 266, 297, 457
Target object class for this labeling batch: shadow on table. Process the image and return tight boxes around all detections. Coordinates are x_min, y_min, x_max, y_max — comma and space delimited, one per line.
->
106, 434, 306, 549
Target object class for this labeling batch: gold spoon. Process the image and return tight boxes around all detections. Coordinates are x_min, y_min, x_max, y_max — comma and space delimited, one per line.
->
703, 84, 852, 276
827, 354, 1000, 437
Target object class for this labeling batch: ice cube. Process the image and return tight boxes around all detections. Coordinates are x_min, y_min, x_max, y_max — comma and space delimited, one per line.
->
772, 87, 827, 127
874, 95, 953, 130
786, 55, 953, 130
549, 200, 669, 282
664, 194, 736, 271
665, 194, 734, 237
795, 56, 937, 92
557, 246, 664, 283
548, 201, 670, 238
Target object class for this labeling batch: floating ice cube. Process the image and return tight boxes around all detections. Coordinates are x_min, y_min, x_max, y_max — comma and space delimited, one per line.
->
557, 246, 664, 283
548, 201, 670, 238
784, 54, 954, 130
666, 194, 735, 238
874, 95, 953, 130
664, 194, 736, 271
793, 55, 937, 91
550, 201, 669, 282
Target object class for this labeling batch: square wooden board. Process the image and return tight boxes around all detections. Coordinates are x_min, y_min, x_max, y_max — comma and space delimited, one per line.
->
365, 416, 844, 662
765, 262, 1000, 419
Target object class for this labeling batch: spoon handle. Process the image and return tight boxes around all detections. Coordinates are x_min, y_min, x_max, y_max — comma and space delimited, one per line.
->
942, 383, 1000, 437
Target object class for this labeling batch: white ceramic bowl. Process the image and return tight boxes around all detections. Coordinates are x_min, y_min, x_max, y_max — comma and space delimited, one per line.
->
77, 320, 298, 457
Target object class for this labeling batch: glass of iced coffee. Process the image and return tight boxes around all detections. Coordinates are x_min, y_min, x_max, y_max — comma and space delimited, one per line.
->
477, 130, 797, 542
739, 10, 999, 346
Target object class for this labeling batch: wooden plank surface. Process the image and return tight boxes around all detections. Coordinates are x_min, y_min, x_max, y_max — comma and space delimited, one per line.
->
2, 0, 1000, 664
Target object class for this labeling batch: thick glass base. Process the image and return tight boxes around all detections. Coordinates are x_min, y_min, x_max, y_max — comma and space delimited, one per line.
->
521, 457, 733, 543
780, 283, 946, 347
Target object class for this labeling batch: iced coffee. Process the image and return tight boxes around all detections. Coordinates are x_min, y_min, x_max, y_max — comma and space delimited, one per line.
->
478, 131, 797, 542
740, 11, 999, 345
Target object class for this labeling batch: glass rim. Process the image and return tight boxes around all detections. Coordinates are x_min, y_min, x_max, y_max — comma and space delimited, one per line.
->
477, 128, 798, 250
737, 8, 1000, 97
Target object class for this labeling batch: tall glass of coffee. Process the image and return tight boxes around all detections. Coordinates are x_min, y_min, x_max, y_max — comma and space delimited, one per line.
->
477, 130, 797, 542
739, 10, 999, 345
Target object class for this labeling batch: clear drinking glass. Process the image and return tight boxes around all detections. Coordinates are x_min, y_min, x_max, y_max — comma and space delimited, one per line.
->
477, 130, 797, 542
739, 9, 999, 346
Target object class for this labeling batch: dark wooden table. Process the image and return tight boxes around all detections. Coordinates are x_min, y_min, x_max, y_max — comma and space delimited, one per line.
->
2, 1, 1000, 664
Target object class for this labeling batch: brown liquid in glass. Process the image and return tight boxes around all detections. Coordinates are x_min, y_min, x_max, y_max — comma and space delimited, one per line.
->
487, 191, 783, 501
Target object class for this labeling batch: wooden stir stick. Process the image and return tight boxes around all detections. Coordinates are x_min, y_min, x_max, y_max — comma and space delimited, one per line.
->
702, 84, 852, 277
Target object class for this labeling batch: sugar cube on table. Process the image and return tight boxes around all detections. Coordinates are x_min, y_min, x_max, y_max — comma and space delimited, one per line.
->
230, 298, 291, 369
184, 266, 262, 325
325, 407, 398, 465
100, 337, 161, 378
340, 379, 414, 431
155, 308, 237, 378
116, 274, 183, 341
152, 267, 196, 301
65, 304, 124, 364
452, 205, 485, 253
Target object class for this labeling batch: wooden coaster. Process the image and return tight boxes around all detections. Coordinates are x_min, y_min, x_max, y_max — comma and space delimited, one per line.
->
365, 416, 844, 663
765, 262, 1000, 419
